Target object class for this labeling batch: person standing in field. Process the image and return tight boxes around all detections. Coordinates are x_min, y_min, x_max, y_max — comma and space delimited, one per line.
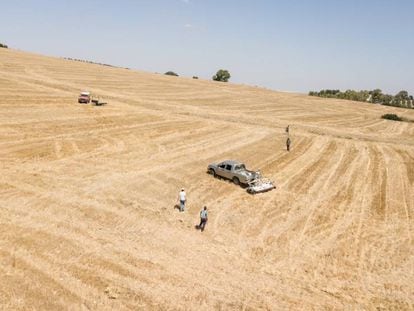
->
178, 188, 186, 212
286, 125, 290, 134
286, 137, 291, 152
199, 206, 208, 232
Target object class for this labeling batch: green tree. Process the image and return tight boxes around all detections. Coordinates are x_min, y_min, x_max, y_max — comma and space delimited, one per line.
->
370, 89, 383, 103
212, 69, 231, 82
395, 90, 409, 100
395, 91, 409, 101
342, 90, 357, 101
395, 90, 409, 107
382, 94, 393, 105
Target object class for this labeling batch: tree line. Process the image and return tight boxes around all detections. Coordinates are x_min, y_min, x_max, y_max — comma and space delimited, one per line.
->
63, 57, 130, 70
0, 42, 8, 48
309, 89, 414, 109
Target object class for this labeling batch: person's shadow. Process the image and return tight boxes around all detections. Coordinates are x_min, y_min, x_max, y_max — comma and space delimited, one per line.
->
174, 204, 181, 211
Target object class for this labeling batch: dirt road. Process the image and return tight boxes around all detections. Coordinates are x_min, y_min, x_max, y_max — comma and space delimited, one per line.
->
1, 48, 413, 310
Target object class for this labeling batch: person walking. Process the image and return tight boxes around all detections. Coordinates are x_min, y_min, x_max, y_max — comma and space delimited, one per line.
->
178, 188, 186, 212
286, 125, 290, 134
199, 206, 208, 232
286, 137, 291, 152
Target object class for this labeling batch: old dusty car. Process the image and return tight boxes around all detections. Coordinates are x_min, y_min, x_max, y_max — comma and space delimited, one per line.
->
207, 160, 260, 185
207, 160, 276, 193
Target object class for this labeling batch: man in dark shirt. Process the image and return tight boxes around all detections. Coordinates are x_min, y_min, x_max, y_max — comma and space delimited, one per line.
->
199, 206, 208, 232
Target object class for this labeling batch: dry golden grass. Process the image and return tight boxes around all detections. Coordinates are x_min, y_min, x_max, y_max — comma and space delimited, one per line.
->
0, 48, 413, 310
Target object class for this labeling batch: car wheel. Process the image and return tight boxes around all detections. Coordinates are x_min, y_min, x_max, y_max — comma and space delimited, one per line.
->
232, 177, 240, 185
209, 169, 216, 177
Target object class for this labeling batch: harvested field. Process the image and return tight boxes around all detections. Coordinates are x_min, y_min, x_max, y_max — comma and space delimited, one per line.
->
0, 48, 413, 310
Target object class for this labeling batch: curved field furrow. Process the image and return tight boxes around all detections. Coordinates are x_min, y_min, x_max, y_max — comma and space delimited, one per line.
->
395, 149, 414, 186
381, 146, 413, 241
262, 136, 315, 175
368, 146, 388, 221
287, 140, 338, 194
246, 141, 353, 251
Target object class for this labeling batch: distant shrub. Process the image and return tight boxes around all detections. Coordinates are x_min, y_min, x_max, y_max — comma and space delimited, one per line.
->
381, 114, 402, 121
192, 76, 198, 79
0, 43, 8, 48
165, 71, 179, 76
212, 69, 230, 82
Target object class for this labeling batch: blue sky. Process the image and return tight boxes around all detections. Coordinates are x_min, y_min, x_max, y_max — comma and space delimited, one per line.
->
1, 0, 413, 94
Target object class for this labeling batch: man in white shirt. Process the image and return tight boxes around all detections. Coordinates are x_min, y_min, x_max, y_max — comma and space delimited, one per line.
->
178, 188, 186, 212
199, 206, 208, 232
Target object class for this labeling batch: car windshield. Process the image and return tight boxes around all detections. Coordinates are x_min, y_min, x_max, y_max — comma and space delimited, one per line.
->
234, 164, 245, 171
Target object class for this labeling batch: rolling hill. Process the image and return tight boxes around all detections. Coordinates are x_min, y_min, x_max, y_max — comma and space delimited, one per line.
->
0, 48, 413, 310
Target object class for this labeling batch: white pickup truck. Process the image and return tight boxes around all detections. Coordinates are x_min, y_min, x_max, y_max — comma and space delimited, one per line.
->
207, 160, 275, 194
207, 160, 258, 185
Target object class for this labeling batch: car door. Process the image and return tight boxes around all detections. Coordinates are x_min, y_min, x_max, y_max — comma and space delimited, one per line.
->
223, 164, 233, 180
216, 163, 227, 178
